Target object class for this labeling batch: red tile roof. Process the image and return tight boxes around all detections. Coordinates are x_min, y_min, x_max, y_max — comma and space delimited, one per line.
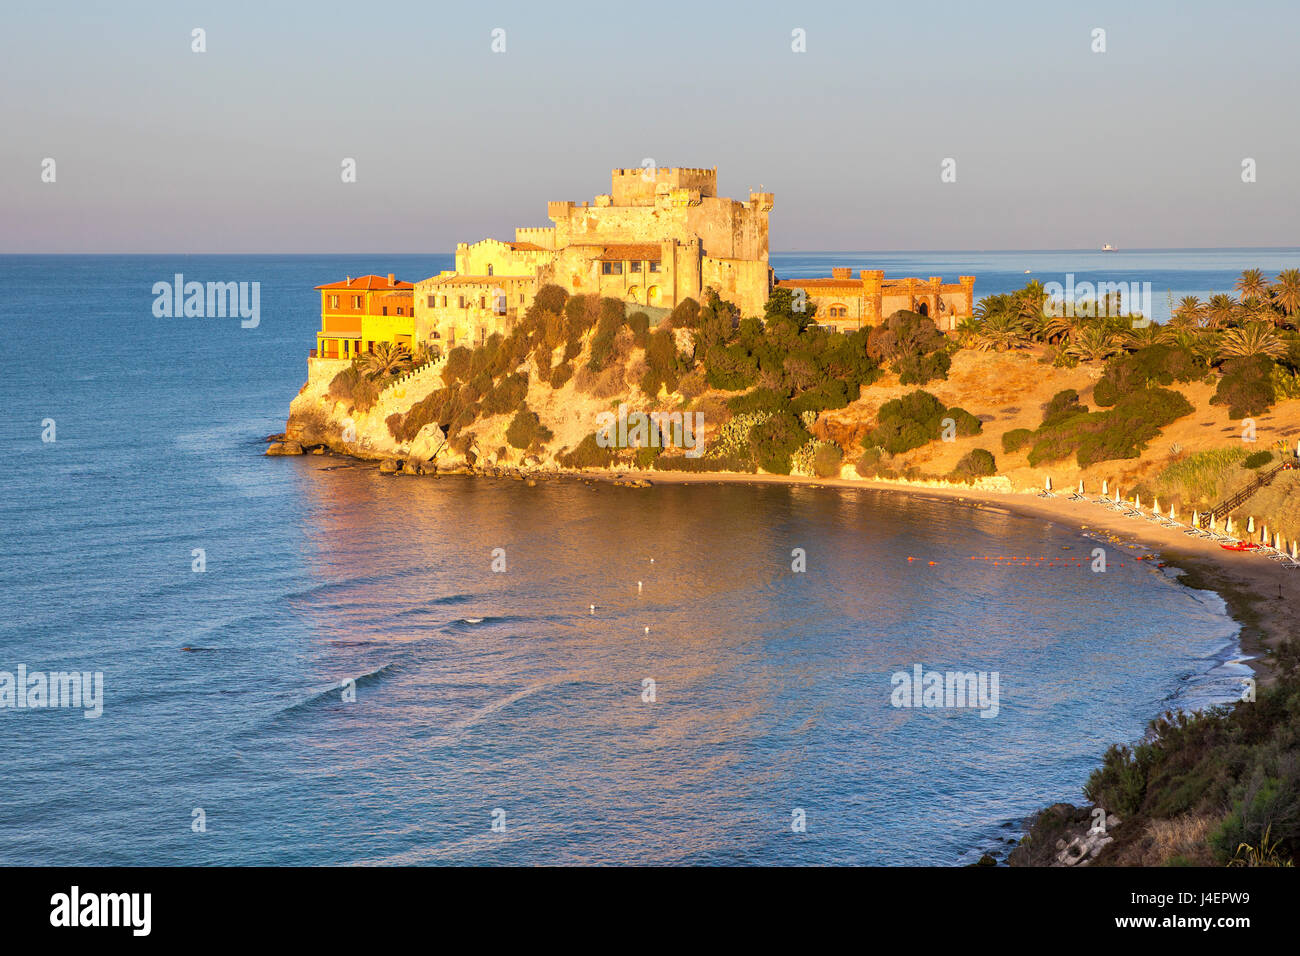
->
508, 242, 547, 252
314, 275, 414, 291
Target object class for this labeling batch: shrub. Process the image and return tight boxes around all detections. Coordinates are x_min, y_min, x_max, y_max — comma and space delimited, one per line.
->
441, 346, 472, 386
1094, 344, 1206, 406
667, 298, 701, 329
482, 372, 529, 416
549, 362, 574, 388
327, 364, 380, 412
1002, 428, 1034, 453
856, 446, 886, 478
505, 405, 553, 450
748, 411, 811, 474
1042, 389, 1087, 427
641, 327, 680, 397
559, 432, 614, 470
897, 349, 951, 386
946, 406, 982, 437
950, 448, 997, 483
865, 390, 948, 454
812, 442, 844, 478
1244, 450, 1274, 469
1212, 355, 1276, 419
532, 284, 568, 316
627, 311, 650, 340
728, 387, 791, 416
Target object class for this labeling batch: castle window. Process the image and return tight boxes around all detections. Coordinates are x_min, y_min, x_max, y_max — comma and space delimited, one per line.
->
630, 261, 642, 272
649, 262, 660, 273
458, 295, 465, 308
428, 295, 436, 308
397, 307, 404, 315
441, 296, 448, 307
487, 264, 494, 276
382, 307, 388, 316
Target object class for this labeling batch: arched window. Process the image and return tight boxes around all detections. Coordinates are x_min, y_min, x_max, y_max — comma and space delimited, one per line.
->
487, 264, 494, 276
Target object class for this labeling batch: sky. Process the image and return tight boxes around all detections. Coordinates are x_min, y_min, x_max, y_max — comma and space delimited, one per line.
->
2, 0, 1297, 253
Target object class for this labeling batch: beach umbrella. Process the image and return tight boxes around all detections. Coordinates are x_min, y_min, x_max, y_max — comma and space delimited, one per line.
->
1135, 494, 1141, 511
1193, 509, 1200, 527
1226, 516, 1234, 535
1078, 480, 1085, 495
1247, 516, 1255, 534
1045, 476, 1052, 491
1114, 488, 1121, 504
1273, 532, 1280, 550
1261, 524, 1267, 544
1102, 480, 1109, 495
1210, 514, 1218, 531
1153, 497, 1161, 515
1293, 541, 1298, 561
1170, 506, 1178, 523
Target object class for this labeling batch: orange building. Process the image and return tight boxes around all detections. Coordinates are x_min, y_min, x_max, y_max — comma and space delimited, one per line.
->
312, 274, 415, 360
777, 268, 975, 332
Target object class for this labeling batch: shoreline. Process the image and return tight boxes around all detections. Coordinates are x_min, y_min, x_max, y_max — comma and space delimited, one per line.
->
595, 467, 1288, 687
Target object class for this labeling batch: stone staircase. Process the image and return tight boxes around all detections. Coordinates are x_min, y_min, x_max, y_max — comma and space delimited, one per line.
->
379, 357, 447, 402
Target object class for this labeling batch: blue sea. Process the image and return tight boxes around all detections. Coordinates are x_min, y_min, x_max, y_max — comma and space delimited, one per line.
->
0, 250, 1278, 865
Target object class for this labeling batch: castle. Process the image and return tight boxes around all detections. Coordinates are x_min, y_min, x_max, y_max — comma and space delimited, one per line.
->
309, 167, 973, 367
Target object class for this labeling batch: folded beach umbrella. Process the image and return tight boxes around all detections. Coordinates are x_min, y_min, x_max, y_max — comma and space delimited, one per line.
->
1226, 516, 1234, 535
1102, 479, 1109, 495
1078, 480, 1084, 495
1192, 509, 1200, 526
1248, 516, 1255, 534
1045, 476, 1052, 491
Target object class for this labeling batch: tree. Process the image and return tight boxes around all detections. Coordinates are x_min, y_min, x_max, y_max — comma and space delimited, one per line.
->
1064, 325, 1123, 363
1170, 295, 1205, 329
1205, 294, 1241, 330
1216, 323, 1287, 361
1272, 269, 1300, 322
361, 341, 413, 379
1235, 268, 1271, 305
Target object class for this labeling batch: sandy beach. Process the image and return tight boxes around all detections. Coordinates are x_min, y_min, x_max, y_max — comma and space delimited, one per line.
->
600, 468, 1296, 687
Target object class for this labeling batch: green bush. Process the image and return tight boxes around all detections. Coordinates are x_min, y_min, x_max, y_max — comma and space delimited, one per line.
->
1094, 344, 1206, 406
1212, 355, 1277, 419
1027, 387, 1194, 468
728, 387, 791, 415
505, 404, 553, 450
950, 448, 997, 483
865, 390, 948, 454
946, 406, 982, 437
328, 364, 380, 412
1244, 450, 1274, 469
441, 346, 472, 386
897, 349, 951, 386
1042, 389, 1087, 427
1002, 428, 1034, 453
549, 362, 574, 388
481, 372, 529, 416
813, 443, 844, 478
559, 432, 614, 470
748, 411, 811, 474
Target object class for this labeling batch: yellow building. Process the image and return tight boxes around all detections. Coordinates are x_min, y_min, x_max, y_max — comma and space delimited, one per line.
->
312, 274, 415, 360
777, 269, 976, 332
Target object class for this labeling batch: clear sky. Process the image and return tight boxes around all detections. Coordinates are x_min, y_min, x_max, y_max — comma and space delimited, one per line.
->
2, 0, 1296, 252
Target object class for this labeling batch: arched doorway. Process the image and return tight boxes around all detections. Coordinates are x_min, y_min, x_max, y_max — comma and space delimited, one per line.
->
647, 285, 662, 306
627, 285, 641, 304
916, 301, 929, 316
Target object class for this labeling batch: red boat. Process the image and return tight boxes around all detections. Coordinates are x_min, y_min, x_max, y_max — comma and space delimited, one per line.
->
1220, 542, 1263, 552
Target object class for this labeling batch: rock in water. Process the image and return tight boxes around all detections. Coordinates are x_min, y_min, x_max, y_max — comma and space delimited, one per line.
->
378, 458, 401, 473
265, 441, 304, 456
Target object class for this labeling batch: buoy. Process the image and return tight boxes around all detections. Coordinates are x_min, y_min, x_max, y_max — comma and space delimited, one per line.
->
907, 556, 915, 562
644, 626, 650, 634
590, 604, 595, 613
928, 561, 936, 566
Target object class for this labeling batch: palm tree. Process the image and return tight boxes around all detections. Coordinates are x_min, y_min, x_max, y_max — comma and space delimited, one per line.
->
1205, 293, 1241, 329
360, 341, 414, 379
971, 312, 1031, 351
1271, 269, 1300, 322
1122, 322, 1172, 350
1064, 324, 1124, 362
1170, 295, 1205, 329
1215, 323, 1286, 361
1235, 268, 1271, 304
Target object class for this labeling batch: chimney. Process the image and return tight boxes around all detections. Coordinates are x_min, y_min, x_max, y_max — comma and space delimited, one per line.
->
387, 273, 396, 285
346, 275, 351, 283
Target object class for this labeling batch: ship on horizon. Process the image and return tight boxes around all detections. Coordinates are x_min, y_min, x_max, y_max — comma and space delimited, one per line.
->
1101, 243, 1118, 252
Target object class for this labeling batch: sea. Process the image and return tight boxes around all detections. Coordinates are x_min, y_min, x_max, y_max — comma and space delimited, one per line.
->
1, 249, 1284, 865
